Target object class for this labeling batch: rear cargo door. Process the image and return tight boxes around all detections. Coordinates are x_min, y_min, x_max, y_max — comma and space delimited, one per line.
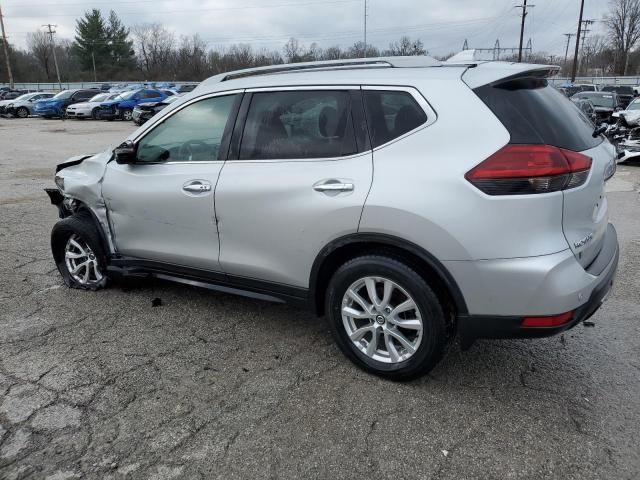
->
563, 140, 616, 268
472, 73, 615, 268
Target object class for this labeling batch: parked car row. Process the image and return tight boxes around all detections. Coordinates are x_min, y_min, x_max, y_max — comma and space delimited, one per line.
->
1, 87, 189, 125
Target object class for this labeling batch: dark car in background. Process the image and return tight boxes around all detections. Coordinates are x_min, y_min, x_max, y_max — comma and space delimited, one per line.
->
601, 85, 636, 108
571, 91, 620, 124
131, 95, 181, 125
32, 89, 99, 118
0, 89, 27, 100
564, 84, 598, 97
96, 88, 167, 120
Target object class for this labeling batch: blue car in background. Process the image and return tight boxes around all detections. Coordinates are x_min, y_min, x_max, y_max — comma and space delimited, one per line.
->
32, 89, 99, 118
96, 89, 167, 121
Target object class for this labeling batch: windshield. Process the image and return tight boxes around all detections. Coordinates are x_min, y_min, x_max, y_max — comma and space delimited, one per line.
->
14, 93, 34, 101
88, 93, 109, 102
575, 93, 614, 108
53, 90, 73, 100
627, 100, 640, 110
115, 90, 137, 100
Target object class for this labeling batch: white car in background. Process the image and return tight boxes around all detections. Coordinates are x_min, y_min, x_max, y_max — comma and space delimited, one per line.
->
66, 92, 121, 119
1, 92, 54, 117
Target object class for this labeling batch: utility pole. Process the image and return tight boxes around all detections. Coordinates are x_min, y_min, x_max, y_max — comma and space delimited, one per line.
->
43, 24, 62, 90
90, 42, 97, 82
571, 0, 585, 82
363, 0, 367, 57
563, 33, 574, 72
517, 0, 534, 62
0, 2, 14, 88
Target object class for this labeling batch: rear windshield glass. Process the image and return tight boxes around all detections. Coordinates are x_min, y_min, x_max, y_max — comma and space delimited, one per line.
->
474, 77, 602, 151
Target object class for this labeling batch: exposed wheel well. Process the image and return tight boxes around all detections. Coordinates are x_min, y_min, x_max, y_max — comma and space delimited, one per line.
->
311, 238, 465, 336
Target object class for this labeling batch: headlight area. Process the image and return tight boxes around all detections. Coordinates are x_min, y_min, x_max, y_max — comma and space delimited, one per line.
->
54, 174, 65, 191
45, 182, 78, 219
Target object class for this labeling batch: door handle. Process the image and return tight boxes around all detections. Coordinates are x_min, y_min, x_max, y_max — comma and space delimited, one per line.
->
313, 181, 354, 192
183, 181, 212, 193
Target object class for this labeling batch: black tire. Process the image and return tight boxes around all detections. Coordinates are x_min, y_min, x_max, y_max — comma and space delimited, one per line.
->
16, 107, 29, 118
51, 212, 108, 290
120, 108, 133, 121
91, 108, 99, 120
326, 255, 448, 380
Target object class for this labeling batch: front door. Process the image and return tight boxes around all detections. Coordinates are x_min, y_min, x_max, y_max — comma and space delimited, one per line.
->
215, 88, 373, 287
102, 92, 242, 270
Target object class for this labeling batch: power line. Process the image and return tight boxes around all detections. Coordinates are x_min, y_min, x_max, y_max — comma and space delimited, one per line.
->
5, 0, 361, 17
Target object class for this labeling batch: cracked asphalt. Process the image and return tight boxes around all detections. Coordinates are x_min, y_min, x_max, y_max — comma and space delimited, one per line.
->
1, 118, 639, 480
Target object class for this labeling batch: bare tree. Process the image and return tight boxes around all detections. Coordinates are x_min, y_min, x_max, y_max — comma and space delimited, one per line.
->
604, 0, 640, 75
26, 31, 52, 79
386, 36, 427, 56
132, 23, 175, 78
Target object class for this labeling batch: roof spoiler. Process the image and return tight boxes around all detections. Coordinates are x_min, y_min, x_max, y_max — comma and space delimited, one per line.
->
461, 61, 560, 89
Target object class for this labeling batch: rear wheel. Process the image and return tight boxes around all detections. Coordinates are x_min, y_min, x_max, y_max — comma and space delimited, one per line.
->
16, 107, 29, 118
51, 212, 108, 290
326, 255, 448, 380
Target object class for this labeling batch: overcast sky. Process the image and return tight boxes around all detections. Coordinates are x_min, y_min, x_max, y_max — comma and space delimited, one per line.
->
2, 0, 611, 57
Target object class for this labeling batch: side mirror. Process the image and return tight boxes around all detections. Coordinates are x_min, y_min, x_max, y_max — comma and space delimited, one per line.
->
115, 140, 137, 164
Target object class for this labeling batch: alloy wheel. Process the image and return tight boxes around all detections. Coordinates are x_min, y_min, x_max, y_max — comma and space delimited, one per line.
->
16, 107, 29, 118
64, 234, 103, 285
341, 276, 423, 363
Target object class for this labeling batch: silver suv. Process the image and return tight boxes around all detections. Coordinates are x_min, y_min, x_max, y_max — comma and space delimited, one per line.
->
46, 57, 619, 379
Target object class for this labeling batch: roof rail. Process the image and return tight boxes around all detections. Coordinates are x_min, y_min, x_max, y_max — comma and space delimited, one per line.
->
218, 55, 442, 82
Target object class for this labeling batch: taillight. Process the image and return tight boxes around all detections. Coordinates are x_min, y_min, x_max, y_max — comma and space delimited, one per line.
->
521, 311, 574, 328
465, 144, 592, 195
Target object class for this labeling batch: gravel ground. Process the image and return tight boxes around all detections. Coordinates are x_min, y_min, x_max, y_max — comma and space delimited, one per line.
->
1, 117, 639, 480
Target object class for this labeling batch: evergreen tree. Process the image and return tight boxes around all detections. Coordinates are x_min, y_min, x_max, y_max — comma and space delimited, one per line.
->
73, 9, 110, 72
73, 9, 134, 79
106, 10, 135, 70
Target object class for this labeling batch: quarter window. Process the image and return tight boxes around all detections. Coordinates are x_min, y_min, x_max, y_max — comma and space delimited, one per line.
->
239, 90, 357, 160
363, 90, 428, 148
136, 94, 239, 163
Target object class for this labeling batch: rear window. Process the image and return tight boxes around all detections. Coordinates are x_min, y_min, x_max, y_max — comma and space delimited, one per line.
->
474, 77, 602, 152
363, 90, 428, 148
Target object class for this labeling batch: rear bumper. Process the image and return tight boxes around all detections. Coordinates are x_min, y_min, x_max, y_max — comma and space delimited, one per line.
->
456, 223, 619, 340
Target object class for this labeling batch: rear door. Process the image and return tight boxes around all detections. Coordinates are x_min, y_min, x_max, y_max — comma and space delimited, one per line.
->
215, 87, 373, 287
474, 76, 615, 268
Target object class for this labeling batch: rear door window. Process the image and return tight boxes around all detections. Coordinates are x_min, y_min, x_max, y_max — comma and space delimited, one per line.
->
239, 90, 357, 160
475, 77, 602, 151
363, 90, 428, 148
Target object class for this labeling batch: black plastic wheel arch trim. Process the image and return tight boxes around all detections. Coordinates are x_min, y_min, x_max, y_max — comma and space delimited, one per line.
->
309, 232, 469, 315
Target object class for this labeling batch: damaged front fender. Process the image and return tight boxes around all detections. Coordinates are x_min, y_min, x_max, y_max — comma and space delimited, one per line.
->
45, 149, 117, 254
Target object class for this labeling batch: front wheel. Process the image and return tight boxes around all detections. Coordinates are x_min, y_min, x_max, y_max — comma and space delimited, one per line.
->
326, 256, 448, 380
121, 108, 133, 121
51, 212, 108, 290
16, 107, 29, 118
91, 108, 99, 120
